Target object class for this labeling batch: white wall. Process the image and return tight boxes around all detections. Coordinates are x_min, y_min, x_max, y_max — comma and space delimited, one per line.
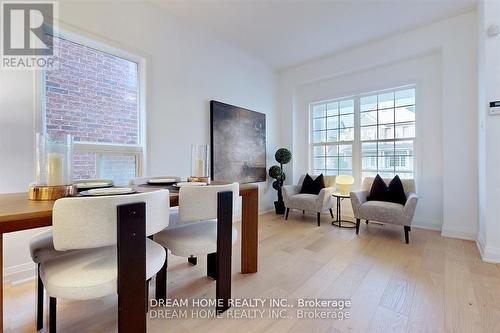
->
278, 12, 478, 237
477, 0, 500, 263
0, 0, 278, 282
293, 53, 443, 229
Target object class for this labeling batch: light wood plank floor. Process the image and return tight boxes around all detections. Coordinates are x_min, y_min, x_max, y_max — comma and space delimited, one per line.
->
5, 212, 500, 333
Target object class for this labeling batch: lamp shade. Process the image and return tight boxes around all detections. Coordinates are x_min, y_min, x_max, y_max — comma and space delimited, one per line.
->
336, 175, 354, 195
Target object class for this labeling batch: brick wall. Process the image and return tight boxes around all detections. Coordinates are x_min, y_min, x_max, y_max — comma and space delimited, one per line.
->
45, 35, 139, 181
73, 152, 97, 180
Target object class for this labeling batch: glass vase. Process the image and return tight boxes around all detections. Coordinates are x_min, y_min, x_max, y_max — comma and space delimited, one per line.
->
35, 133, 73, 186
190, 144, 210, 182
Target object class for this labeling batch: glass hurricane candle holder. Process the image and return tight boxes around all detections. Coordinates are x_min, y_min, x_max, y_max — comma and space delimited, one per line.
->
189, 144, 210, 183
30, 134, 76, 200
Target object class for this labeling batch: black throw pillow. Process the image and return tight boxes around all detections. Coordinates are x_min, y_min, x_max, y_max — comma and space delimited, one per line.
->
300, 173, 325, 195
367, 174, 407, 205
387, 175, 407, 205
367, 174, 388, 201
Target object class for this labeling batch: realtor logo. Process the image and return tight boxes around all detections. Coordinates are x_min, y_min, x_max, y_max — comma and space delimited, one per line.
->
1, 1, 58, 69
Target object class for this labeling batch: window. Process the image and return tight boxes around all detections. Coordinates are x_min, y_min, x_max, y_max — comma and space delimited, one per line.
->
40, 32, 144, 185
310, 86, 415, 181
312, 99, 354, 175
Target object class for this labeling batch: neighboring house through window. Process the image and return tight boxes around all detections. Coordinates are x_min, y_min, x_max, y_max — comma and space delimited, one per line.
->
310, 86, 416, 181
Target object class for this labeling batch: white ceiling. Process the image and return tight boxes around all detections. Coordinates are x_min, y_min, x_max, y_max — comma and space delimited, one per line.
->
150, 0, 476, 70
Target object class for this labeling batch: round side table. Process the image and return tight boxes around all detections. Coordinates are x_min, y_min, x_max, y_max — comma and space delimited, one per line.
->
331, 192, 356, 228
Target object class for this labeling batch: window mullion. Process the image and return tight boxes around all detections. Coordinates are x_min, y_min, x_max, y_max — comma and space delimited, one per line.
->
353, 96, 361, 186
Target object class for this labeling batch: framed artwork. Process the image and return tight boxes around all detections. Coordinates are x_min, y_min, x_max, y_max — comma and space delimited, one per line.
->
210, 100, 266, 183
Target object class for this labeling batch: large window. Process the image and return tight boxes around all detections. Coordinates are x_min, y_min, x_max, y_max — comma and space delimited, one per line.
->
312, 99, 354, 175
310, 86, 415, 181
40, 32, 144, 185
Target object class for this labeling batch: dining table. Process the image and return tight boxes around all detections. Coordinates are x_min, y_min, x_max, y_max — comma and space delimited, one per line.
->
0, 182, 259, 332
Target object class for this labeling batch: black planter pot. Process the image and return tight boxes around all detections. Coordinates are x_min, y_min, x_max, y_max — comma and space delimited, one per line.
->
274, 200, 286, 214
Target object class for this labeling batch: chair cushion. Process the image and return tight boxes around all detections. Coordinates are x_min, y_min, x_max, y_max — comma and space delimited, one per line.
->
387, 175, 407, 205
288, 193, 319, 211
367, 174, 388, 201
154, 220, 238, 257
40, 239, 165, 300
368, 174, 407, 205
358, 200, 406, 225
30, 230, 79, 264
300, 173, 325, 195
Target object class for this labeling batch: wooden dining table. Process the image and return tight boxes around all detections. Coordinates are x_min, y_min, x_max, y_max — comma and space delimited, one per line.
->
0, 183, 259, 332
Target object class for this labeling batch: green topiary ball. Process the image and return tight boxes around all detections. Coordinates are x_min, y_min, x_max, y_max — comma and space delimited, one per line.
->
268, 165, 283, 179
275, 148, 291, 164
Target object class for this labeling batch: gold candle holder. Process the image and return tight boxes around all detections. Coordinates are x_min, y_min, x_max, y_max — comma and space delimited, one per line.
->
188, 176, 211, 184
29, 184, 77, 201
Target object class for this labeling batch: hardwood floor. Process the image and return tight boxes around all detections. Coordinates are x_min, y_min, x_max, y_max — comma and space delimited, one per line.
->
5, 212, 500, 333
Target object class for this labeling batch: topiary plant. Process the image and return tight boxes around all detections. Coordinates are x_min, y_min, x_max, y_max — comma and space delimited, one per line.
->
268, 148, 292, 214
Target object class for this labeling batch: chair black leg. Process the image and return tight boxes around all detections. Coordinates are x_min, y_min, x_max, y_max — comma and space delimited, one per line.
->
404, 226, 411, 244
207, 252, 217, 280
49, 297, 56, 333
329, 208, 334, 218
155, 251, 167, 301
365, 220, 369, 224
355, 219, 361, 235
303, 210, 305, 214
285, 208, 290, 220
36, 263, 44, 330
188, 255, 197, 265
317, 213, 321, 226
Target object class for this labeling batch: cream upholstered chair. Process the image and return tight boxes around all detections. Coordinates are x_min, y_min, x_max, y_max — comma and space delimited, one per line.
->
153, 183, 239, 313
350, 177, 418, 243
30, 230, 81, 330
36, 190, 170, 332
29, 178, 115, 330
282, 175, 336, 226
129, 176, 203, 266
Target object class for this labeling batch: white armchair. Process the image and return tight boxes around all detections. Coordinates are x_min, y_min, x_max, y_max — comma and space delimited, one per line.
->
350, 177, 418, 243
282, 175, 336, 226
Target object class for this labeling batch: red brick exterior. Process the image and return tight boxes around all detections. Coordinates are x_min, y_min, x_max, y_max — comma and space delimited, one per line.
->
45, 36, 139, 182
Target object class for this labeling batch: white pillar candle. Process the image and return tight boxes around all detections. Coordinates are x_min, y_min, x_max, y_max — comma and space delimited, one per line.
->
195, 158, 205, 177
47, 153, 64, 186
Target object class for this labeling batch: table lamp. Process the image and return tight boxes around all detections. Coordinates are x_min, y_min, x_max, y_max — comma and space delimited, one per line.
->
336, 175, 354, 196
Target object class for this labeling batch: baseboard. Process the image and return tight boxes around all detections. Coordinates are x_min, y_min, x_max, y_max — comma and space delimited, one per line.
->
3, 262, 36, 285
441, 227, 476, 241
411, 219, 442, 231
476, 233, 500, 263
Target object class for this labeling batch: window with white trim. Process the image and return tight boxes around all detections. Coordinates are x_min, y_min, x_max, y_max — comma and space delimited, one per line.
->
40, 32, 145, 186
310, 86, 415, 181
312, 99, 354, 176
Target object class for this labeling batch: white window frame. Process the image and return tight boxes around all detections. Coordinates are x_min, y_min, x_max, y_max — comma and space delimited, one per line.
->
309, 85, 416, 184
309, 97, 355, 176
35, 26, 148, 180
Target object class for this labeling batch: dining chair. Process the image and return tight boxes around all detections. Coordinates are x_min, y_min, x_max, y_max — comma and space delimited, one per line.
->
29, 177, 115, 329
153, 183, 239, 313
35, 190, 170, 332
30, 229, 81, 330
129, 176, 201, 265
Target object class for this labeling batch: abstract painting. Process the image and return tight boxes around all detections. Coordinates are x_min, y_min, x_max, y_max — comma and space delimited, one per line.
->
210, 100, 266, 183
